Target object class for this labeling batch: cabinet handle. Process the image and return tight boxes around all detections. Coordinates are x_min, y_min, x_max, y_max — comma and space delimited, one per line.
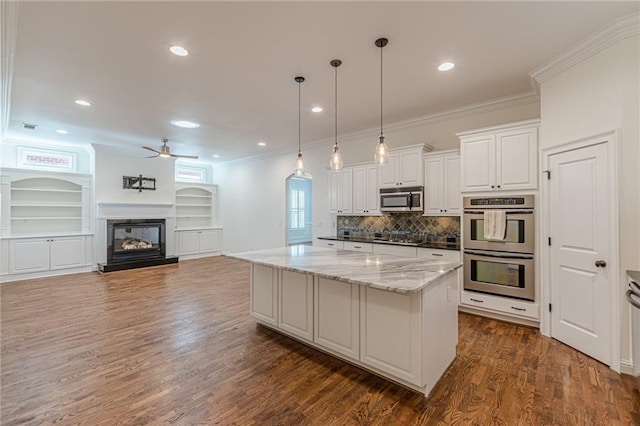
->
491, 185, 495, 189
432, 253, 443, 257
353, 245, 362, 249
470, 298, 484, 303
327, 243, 334, 246
444, 209, 447, 212
510, 306, 526, 312
497, 185, 501, 189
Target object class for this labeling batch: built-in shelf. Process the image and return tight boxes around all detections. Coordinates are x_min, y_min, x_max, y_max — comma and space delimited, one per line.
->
175, 184, 218, 230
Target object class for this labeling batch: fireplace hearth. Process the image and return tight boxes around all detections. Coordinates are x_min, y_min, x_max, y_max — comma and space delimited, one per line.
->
98, 218, 178, 272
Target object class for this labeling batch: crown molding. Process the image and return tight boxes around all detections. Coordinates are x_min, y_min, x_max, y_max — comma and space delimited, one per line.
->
218, 90, 539, 168
530, 13, 640, 90
0, 0, 18, 141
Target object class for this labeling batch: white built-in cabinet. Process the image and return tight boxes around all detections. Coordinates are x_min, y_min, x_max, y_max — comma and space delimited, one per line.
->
458, 119, 539, 192
423, 150, 460, 215
329, 169, 353, 214
352, 164, 380, 215
174, 183, 221, 258
0, 168, 93, 282
279, 270, 314, 342
380, 145, 428, 188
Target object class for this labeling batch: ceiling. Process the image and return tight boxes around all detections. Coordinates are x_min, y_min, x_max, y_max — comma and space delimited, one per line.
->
3, 1, 638, 163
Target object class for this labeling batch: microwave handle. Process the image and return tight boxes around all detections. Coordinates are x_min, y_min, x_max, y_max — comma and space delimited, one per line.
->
464, 249, 534, 260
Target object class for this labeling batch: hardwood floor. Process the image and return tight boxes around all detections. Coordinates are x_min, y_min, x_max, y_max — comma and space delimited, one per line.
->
2, 256, 638, 425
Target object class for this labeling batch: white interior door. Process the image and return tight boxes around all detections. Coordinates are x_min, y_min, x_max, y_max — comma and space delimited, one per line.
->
549, 142, 611, 365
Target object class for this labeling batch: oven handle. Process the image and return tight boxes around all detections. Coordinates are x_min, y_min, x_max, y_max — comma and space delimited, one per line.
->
463, 210, 533, 215
464, 249, 534, 260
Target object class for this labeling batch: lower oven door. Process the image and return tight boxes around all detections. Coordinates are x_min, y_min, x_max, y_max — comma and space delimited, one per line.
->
464, 249, 534, 301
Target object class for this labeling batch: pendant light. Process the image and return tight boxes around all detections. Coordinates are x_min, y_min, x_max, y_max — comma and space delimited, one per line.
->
329, 59, 344, 171
374, 37, 389, 165
294, 76, 305, 176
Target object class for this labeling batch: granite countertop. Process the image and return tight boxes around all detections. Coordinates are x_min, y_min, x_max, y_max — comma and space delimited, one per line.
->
628, 270, 640, 284
317, 235, 460, 251
227, 245, 461, 294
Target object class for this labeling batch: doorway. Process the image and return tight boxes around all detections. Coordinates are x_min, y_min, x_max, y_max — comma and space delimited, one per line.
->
286, 175, 312, 246
542, 131, 620, 370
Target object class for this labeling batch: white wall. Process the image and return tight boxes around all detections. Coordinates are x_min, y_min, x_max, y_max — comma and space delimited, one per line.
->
0, 137, 94, 174
539, 35, 640, 366
217, 100, 539, 254
93, 144, 175, 204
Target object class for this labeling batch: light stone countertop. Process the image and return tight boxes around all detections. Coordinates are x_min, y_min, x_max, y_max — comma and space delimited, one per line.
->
227, 245, 462, 294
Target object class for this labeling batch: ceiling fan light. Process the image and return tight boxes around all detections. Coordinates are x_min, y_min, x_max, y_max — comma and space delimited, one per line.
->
159, 153, 171, 158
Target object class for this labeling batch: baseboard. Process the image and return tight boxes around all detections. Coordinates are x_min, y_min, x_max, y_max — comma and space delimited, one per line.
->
0, 265, 93, 284
177, 251, 222, 261
619, 358, 634, 376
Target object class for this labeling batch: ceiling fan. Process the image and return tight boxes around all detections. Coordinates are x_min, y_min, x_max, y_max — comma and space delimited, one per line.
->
142, 138, 199, 159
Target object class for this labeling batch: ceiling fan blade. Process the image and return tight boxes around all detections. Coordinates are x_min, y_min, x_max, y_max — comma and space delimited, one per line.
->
145, 154, 160, 158
170, 153, 199, 159
142, 146, 160, 154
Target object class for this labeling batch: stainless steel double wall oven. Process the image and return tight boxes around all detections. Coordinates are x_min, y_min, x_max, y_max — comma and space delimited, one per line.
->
463, 195, 535, 301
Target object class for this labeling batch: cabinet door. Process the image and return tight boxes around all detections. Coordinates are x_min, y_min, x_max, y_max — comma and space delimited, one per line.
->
496, 127, 538, 190
198, 230, 219, 253
352, 166, 367, 214
365, 165, 381, 214
9, 239, 49, 274
314, 277, 360, 361
50, 236, 86, 270
424, 156, 444, 215
360, 286, 422, 386
178, 231, 200, 255
399, 150, 422, 186
461, 135, 495, 192
443, 155, 461, 214
328, 172, 340, 214
279, 270, 313, 342
339, 169, 353, 214
250, 264, 278, 326
380, 153, 399, 187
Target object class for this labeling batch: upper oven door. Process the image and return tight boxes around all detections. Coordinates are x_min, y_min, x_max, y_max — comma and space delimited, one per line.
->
463, 210, 534, 254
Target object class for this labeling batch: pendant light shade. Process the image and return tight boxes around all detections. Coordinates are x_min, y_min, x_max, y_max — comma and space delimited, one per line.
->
329, 59, 343, 171
294, 76, 305, 176
374, 37, 389, 165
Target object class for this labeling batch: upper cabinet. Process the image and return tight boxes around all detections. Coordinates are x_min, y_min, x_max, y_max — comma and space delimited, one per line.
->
0, 168, 92, 237
423, 150, 460, 216
174, 183, 218, 229
329, 169, 353, 214
352, 164, 380, 215
380, 145, 428, 188
458, 119, 539, 192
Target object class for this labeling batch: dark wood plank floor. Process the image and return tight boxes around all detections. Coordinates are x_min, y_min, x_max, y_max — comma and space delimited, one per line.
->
2, 256, 639, 425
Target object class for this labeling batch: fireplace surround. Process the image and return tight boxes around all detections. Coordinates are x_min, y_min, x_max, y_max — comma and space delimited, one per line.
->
99, 218, 178, 272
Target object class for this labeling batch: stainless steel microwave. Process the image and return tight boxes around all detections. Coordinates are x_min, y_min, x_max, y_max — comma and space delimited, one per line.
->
380, 186, 423, 212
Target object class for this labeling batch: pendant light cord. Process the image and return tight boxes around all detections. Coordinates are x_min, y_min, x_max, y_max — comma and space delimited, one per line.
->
380, 44, 383, 137
298, 80, 302, 155
335, 64, 338, 146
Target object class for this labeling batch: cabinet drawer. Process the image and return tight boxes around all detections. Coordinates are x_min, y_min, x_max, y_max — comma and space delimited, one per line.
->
343, 242, 373, 252
461, 291, 539, 320
315, 240, 344, 250
417, 248, 460, 262
372, 244, 417, 258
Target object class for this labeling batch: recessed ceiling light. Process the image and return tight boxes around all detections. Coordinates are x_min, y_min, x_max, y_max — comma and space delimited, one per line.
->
171, 120, 200, 129
258, 141, 266, 146
311, 107, 323, 113
169, 45, 189, 57
438, 62, 455, 72
75, 99, 91, 106
56, 129, 69, 134
212, 154, 220, 158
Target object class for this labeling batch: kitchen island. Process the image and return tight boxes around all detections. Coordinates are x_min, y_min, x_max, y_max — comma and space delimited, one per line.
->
228, 245, 461, 396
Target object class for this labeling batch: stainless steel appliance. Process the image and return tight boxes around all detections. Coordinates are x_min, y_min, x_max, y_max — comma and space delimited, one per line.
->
463, 195, 535, 301
380, 186, 423, 213
626, 275, 640, 391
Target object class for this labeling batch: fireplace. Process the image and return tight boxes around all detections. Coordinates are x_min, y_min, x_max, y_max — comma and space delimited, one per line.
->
99, 218, 178, 272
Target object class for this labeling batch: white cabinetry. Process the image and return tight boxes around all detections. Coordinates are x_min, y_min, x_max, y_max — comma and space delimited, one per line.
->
175, 229, 221, 258
315, 239, 344, 249
423, 150, 460, 215
314, 277, 360, 361
329, 169, 353, 214
372, 244, 417, 258
9, 236, 88, 275
250, 264, 278, 326
352, 164, 380, 215
174, 184, 221, 258
381, 145, 427, 188
460, 290, 539, 321
279, 270, 314, 343
458, 119, 539, 192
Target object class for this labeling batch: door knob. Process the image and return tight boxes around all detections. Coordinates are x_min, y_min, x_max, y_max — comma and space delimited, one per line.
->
595, 260, 607, 268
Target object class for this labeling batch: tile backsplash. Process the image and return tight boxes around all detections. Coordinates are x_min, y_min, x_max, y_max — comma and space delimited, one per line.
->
337, 214, 460, 237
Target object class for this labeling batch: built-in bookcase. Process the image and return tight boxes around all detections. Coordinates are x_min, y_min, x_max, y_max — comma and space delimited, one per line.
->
174, 184, 218, 230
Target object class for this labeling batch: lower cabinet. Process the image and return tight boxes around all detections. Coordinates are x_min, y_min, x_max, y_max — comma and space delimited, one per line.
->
314, 277, 360, 361
1, 235, 91, 282
250, 264, 278, 326
279, 270, 313, 342
314, 239, 344, 250
175, 229, 221, 258
460, 290, 539, 321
